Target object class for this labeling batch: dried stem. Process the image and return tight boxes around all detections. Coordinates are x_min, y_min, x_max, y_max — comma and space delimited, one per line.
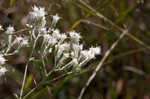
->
78, 30, 128, 99
77, 0, 150, 51
19, 34, 39, 99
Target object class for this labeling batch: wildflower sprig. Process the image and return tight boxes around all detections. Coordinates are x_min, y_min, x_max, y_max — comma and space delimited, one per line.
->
0, 5, 101, 98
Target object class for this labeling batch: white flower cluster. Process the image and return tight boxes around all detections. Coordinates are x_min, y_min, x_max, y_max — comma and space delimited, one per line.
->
0, 54, 7, 77
0, 67, 7, 77
26, 5, 101, 72
14, 36, 29, 46
0, 24, 3, 31
28, 5, 47, 28
0, 25, 29, 56
69, 31, 81, 42
5, 26, 15, 34
0, 5, 101, 76
0, 54, 6, 65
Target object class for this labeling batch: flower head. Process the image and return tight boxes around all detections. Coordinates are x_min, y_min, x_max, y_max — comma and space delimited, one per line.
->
89, 46, 101, 55
0, 55, 6, 65
21, 38, 29, 46
81, 47, 101, 60
52, 14, 61, 26
0, 67, 7, 77
29, 5, 47, 27
15, 36, 24, 43
52, 29, 61, 39
5, 26, 15, 34
30, 5, 46, 18
47, 36, 57, 46
0, 25, 3, 31
58, 43, 70, 52
81, 50, 95, 59
69, 31, 81, 42
71, 58, 78, 65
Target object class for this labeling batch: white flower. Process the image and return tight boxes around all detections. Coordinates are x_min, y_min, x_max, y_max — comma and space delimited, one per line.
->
56, 43, 70, 58
52, 14, 61, 24
43, 33, 58, 45
71, 58, 78, 65
60, 33, 67, 41
71, 44, 83, 57
63, 53, 70, 58
43, 34, 52, 41
14, 36, 29, 46
29, 6, 47, 27
58, 43, 70, 52
0, 25, 3, 31
89, 46, 101, 55
5, 26, 15, 34
22, 38, 29, 46
49, 48, 52, 53
81, 50, 95, 59
52, 29, 67, 42
39, 27, 47, 34
52, 29, 61, 39
81, 47, 101, 60
26, 24, 33, 28
15, 36, 24, 43
72, 44, 83, 51
0, 55, 6, 65
48, 36, 57, 46
0, 67, 7, 77
30, 5, 46, 18
69, 31, 81, 42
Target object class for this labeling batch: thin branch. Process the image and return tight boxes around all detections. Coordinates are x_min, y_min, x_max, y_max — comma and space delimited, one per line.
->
77, 0, 150, 51
19, 34, 40, 99
78, 29, 128, 99
80, 19, 109, 30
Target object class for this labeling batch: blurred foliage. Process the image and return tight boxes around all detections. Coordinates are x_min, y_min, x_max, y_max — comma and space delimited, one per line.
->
0, 0, 150, 99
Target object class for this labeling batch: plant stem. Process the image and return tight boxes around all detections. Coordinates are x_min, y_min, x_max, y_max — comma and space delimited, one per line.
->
78, 30, 128, 99
19, 33, 39, 99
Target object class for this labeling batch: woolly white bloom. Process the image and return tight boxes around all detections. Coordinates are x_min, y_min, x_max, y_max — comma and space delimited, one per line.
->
63, 53, 70, 58
71, 58, 78, 65
43, 33, 57, 45
30, 5, 46, 18
56, 43, 70, 59
39, 27, 47, 34
81, 50, 95, 59
52, 29, 67, 42
29, 5, 47, 27
0, 55, 6, 65
0, 25, 3, 30
22, 38, 29, 46
72, 44, 83, 51
15, 36, 24, 43
5, 26, 15, 34
49, 48, 52, 53
26, 24, 33, 28
89, 46, 101, 55
69, 31, 81, 42
58, 43, 70, 52
52, 14, 61, 25
81, 47, 101, 60
0, 67, 7, 77
60, 33, 67, 41
71, 44, 83, 57
52, 29, 61, 39
43, 34, 52, 41
14, 36, 29, 46
47, 36, 57, 46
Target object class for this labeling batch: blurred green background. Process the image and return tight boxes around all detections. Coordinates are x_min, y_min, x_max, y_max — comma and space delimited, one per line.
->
1, 0, 150, 99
